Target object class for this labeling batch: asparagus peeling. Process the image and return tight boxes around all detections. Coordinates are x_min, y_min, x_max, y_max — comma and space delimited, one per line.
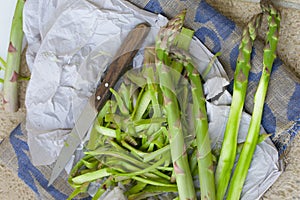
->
226, 4, 280, 199
215, 13, 262, 200
2, 0, 25, 112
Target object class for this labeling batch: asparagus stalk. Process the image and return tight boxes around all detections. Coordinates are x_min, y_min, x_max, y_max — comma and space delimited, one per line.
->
155, 11, 196, 200
3, 0, 25, 112
158, 64, 196, 199
215, 13, 262, 200
185, 58, 216, 200
226, 5, 280, 199
169, 27, 216, 199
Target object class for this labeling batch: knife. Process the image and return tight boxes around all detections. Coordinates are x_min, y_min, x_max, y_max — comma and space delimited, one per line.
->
48, 23, 150, 186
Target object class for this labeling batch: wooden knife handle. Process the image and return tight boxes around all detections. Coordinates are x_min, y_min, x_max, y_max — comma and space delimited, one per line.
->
94, 23, 150, 111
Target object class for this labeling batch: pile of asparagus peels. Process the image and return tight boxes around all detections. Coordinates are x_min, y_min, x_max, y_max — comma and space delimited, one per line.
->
68, 2, 280, 200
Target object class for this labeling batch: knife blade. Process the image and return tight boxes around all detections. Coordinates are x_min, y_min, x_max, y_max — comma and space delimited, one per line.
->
48, 23, 150, 186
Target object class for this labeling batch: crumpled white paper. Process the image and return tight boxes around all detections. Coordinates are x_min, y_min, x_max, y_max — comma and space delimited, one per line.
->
24, 0, 168, 165
23, 0, 282, 199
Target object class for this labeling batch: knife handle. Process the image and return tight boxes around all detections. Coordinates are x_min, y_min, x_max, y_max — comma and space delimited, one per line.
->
94, 23, 150, 111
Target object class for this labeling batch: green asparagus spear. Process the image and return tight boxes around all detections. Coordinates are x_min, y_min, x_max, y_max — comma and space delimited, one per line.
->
158, 66, 196, 199
169, 27, 216, 199
186, 60, 216, 200
215, 13, 262, 200
3, 0, 25, 112
156, 10, 196, 200
226, 4, 280, 199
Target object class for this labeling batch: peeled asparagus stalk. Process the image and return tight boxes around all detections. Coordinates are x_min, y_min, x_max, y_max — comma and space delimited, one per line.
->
215, 13, 262, 200
226, 4, 280, 199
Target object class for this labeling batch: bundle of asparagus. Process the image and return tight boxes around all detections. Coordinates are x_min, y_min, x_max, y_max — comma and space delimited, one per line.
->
215, 13, 263, 200
226, 4, 281, 199
68, 1, 280, 199
216, 2, 280, 200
